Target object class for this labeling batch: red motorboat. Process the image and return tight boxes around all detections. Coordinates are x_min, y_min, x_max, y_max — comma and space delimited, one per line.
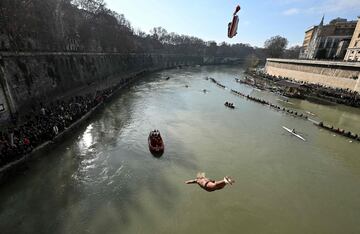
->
148, 130, 164, 156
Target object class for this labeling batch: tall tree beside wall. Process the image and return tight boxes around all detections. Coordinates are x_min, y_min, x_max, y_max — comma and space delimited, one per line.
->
283, 45, 301, 59
0, 0, 35, 51
71, 0, 105, 14
264, 35, 288, 58
0, 0, 260, 60
0, 0, 68, 51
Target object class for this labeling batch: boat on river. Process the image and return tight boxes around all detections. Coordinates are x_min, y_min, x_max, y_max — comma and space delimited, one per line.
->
306, 111, 316, 116
282, 126, 306, 141
148, 130, 164, 156
224, 102, 235, 109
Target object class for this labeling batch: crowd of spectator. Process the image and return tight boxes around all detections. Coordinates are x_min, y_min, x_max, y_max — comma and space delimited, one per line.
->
250, 71, 360, 107
0, 88, 114, 168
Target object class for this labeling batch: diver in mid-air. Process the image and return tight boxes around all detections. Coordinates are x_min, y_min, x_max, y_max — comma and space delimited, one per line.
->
227, 5, 241, 38
185, 172, 235, 192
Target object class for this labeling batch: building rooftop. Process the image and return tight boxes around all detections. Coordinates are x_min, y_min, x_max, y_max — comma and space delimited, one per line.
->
305, 26, 316, 33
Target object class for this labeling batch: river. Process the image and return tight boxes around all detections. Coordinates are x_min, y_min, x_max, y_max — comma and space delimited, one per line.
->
1, 65, 360, 234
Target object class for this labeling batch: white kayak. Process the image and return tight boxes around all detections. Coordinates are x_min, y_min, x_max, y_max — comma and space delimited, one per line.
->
277, 99, 294, 105
306, 111, 316, 116
282, 126, 306, 141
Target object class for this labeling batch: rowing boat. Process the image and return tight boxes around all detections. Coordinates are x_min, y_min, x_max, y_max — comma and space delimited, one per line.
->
306, 111, 316, 116
276, 99, 294, 105
282, 126, 306, 141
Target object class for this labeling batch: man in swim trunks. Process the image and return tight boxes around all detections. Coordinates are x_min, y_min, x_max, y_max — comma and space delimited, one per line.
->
185, 172, 234, 192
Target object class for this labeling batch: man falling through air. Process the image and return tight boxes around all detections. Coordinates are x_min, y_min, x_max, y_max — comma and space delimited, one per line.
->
185, 172, 235, 192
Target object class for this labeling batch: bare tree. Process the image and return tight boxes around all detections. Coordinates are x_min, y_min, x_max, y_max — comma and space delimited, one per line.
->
0, 0, 33, 50
264, 35, 288, 58
0, 0, 259, 58
283, 45, 301, 59
72, 0, 105, 14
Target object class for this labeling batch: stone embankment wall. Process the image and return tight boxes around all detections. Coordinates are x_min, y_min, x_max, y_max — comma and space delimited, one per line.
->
0, 53, 203, 122
265, 58, 360, 92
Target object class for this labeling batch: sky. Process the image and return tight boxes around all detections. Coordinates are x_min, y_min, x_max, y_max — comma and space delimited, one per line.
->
105, 0, 360, 48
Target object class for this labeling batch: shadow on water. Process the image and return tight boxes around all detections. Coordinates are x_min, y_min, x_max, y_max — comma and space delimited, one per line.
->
0, 70, 199, 234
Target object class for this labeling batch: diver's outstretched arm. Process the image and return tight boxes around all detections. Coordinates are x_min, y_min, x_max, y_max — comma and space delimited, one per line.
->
185, 179, 197, 184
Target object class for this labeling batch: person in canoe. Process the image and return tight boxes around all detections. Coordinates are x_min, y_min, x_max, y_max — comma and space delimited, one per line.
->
225, 102, 235, 108
185, 172, 234, 192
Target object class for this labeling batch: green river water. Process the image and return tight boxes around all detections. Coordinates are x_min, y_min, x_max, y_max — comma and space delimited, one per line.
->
1, 65, 360, 234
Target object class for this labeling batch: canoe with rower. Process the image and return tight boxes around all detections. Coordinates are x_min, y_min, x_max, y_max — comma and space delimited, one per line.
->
282, 126, 306, 141
224, 102, 235, 109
